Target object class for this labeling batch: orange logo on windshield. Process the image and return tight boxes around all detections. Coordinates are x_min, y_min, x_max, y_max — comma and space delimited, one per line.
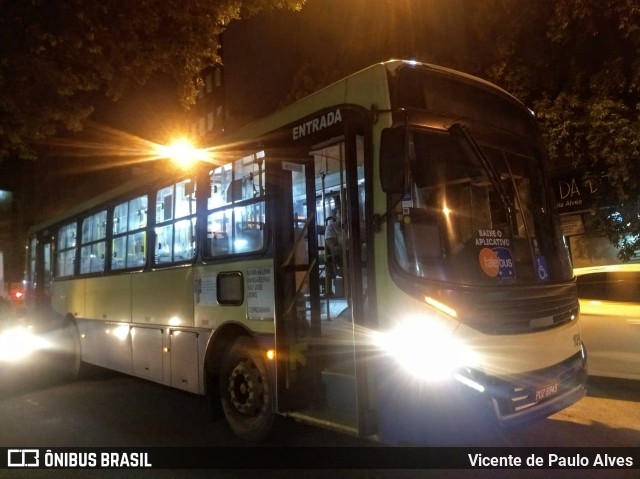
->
479, 248, 499, 277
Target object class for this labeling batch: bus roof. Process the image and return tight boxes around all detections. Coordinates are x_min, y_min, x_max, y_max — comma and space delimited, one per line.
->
221, 61, 391, 145
220, 59, 522, 146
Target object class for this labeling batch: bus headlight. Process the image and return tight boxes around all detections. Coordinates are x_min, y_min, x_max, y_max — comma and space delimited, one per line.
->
0, 326, 50, 363
374, 317, 476, 381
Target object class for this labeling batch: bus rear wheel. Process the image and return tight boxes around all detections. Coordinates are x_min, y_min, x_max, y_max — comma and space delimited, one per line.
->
219, 336, 274, 442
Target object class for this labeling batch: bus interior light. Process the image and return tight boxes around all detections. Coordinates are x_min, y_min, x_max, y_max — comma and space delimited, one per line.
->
234, 239, 249, 250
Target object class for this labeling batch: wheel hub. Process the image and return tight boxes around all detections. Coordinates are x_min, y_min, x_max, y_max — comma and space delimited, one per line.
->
228, 358, 264, 416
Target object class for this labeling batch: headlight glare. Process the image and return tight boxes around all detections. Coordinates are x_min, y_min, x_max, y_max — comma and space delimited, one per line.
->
375, 317, 476, 381
0, 326, 49, 362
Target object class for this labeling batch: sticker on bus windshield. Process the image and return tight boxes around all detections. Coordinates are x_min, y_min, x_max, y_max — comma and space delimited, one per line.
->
475, 229, 511, 248
479, 247, 515, 280
535, 254, 549, 281
476, 229, 515, 280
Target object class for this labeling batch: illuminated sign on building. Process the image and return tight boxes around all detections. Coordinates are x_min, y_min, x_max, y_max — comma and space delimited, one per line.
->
554, 171, 600, 215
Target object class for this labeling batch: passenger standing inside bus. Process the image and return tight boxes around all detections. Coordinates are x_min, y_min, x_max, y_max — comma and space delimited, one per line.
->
325, 208, 344, 295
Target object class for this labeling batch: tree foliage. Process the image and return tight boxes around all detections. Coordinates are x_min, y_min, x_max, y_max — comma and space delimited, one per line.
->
0, 0, 303, 160
467, 0, 640, 260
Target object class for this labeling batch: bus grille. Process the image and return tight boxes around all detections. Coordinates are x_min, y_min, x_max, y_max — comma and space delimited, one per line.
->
462, 291, 579, 335
489, 351, 586, 419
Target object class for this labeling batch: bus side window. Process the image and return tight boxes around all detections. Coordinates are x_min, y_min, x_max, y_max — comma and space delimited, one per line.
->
205, 156, 266, 258
209, 231, 230, 256
57, 221, 77, 277
112, 195, 148, 270
153, 180, 196, 265
234, 221, 264, 253
217, 272, 244, 305
207, 209, 230, 257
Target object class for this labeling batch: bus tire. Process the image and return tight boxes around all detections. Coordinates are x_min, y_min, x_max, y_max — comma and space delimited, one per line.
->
60, 320, 90, 380
219, 336, 274, 442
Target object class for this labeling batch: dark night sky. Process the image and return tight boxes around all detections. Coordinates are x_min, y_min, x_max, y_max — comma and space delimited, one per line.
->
223, 0, 468, 123
97, 0, 469, 142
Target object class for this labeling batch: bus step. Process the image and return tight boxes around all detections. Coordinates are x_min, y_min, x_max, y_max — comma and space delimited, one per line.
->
321, 369, 356, 414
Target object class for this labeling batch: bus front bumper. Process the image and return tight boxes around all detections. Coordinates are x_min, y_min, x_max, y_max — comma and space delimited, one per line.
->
374, 347, 587, 445
483, 349, 588, 428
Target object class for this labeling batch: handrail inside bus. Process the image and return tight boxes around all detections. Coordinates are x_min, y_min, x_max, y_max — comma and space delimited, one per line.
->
282, 210, 316, 268
283, 257, 318, 319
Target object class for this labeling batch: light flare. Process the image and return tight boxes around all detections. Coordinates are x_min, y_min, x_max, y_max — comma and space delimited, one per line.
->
154, 138, 206, 169
0, 326, 50, 362
106, 325, 130, 341
373, 316, 476, 381
40, 122, 232, 174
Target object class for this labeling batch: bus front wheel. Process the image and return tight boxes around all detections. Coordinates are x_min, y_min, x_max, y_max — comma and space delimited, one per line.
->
219, 336, 274, 442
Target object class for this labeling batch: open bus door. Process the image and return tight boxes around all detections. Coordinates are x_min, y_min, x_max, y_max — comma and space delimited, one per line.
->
272, 156, 323, 412
271, 127, 373, 437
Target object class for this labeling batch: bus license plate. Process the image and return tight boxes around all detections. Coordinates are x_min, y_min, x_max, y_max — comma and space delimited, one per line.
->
535, 381, 559, 402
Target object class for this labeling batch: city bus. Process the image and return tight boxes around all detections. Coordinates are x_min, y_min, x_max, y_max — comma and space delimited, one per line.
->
25, 60, 587, 444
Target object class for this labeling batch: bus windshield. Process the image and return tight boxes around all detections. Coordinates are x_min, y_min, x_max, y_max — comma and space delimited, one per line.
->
392, 129, 572, 285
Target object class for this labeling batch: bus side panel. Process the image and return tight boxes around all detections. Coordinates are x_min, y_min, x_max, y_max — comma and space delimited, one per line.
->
52, 278, 85, 319
131, 267, 194, 388
78, 318, 133, 373
72, 275, 134, 374
131, 326, 164, 383
85, 275, 132, 323
131, 268, 194, 326
169, 330, 200, 393
193, 260, 276, 335
193, 260, 276, 395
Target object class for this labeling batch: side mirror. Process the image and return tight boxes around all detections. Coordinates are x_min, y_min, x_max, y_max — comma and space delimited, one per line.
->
380, 128, 407, 193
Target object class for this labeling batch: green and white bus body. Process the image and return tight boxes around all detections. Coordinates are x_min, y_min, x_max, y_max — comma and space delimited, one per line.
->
25, 60, 586, 444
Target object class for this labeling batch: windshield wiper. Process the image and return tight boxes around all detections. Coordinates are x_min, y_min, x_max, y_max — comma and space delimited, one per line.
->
448, 124, 513, 215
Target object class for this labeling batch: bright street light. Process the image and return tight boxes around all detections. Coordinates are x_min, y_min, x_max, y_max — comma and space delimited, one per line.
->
155, 137, 206, 168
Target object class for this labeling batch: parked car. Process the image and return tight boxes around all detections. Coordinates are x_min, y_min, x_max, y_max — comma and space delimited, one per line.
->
574, 263, 640, 380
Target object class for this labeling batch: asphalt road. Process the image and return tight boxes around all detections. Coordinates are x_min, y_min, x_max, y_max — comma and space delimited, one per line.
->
0, 364, 638, 479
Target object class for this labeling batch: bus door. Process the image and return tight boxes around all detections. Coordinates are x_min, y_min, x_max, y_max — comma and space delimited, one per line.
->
272, 133, 371, 435
272, 155, 323, 413
27, 231, 53, 320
